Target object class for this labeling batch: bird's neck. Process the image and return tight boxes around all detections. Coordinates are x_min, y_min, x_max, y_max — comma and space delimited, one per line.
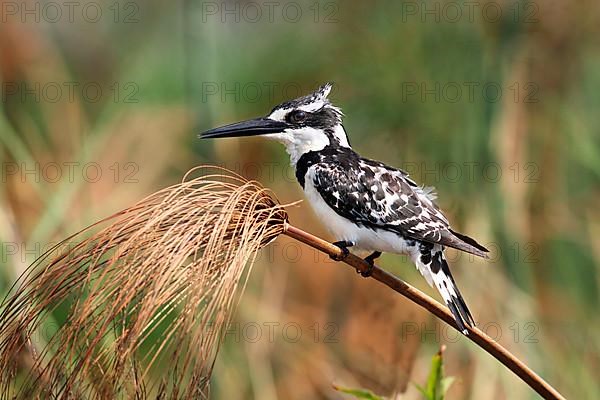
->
285, 125, 351, 166
284, 138, 330, 166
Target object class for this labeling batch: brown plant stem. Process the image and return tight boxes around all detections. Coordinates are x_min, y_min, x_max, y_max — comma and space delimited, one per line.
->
283, 223, 565, 400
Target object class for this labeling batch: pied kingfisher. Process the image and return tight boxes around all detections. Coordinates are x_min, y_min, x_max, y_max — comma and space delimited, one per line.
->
200, 83, 488, 334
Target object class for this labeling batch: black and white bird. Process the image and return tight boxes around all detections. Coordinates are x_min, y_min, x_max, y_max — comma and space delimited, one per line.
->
200, 83, 488, 334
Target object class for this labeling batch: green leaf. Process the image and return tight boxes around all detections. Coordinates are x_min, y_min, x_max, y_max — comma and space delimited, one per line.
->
414, 346, 454, 400
332, 384, 385, 400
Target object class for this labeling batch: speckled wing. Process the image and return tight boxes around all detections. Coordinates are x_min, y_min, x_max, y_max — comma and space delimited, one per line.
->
310, 159, 489, 258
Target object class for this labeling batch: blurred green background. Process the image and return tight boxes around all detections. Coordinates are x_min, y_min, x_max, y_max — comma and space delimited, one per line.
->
1, 0, 599, 398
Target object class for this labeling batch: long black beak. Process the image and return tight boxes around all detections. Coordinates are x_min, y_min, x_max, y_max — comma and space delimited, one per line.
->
199, 118, 288, 139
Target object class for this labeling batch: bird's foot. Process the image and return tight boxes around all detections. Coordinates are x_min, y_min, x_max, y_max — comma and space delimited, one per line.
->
360, 251, 382, 277
330, 240, 354, 261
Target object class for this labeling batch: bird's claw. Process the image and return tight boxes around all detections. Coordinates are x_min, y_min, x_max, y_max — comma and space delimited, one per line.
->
330, 240, 353, 261
359, 251, 381, 278
331, 246, 349, 261
359, 264, 374, 277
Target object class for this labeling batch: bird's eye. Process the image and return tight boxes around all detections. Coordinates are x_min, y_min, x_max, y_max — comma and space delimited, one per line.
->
289, 110, 307, 124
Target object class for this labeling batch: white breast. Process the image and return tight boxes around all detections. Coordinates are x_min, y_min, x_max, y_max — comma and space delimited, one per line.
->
303, 167, 416, 256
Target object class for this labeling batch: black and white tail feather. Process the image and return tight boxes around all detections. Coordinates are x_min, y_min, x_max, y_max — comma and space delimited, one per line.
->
413, 242, 475, 334
200, 82, 489, 335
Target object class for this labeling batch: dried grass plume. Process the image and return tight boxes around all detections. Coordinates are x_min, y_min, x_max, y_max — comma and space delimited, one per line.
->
0, 166, 287, 399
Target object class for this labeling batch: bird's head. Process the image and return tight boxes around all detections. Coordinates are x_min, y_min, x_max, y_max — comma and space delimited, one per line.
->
200, 83, 350, 164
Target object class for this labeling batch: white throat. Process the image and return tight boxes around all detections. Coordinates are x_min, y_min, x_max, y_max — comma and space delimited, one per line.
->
265, 124, 350, 166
